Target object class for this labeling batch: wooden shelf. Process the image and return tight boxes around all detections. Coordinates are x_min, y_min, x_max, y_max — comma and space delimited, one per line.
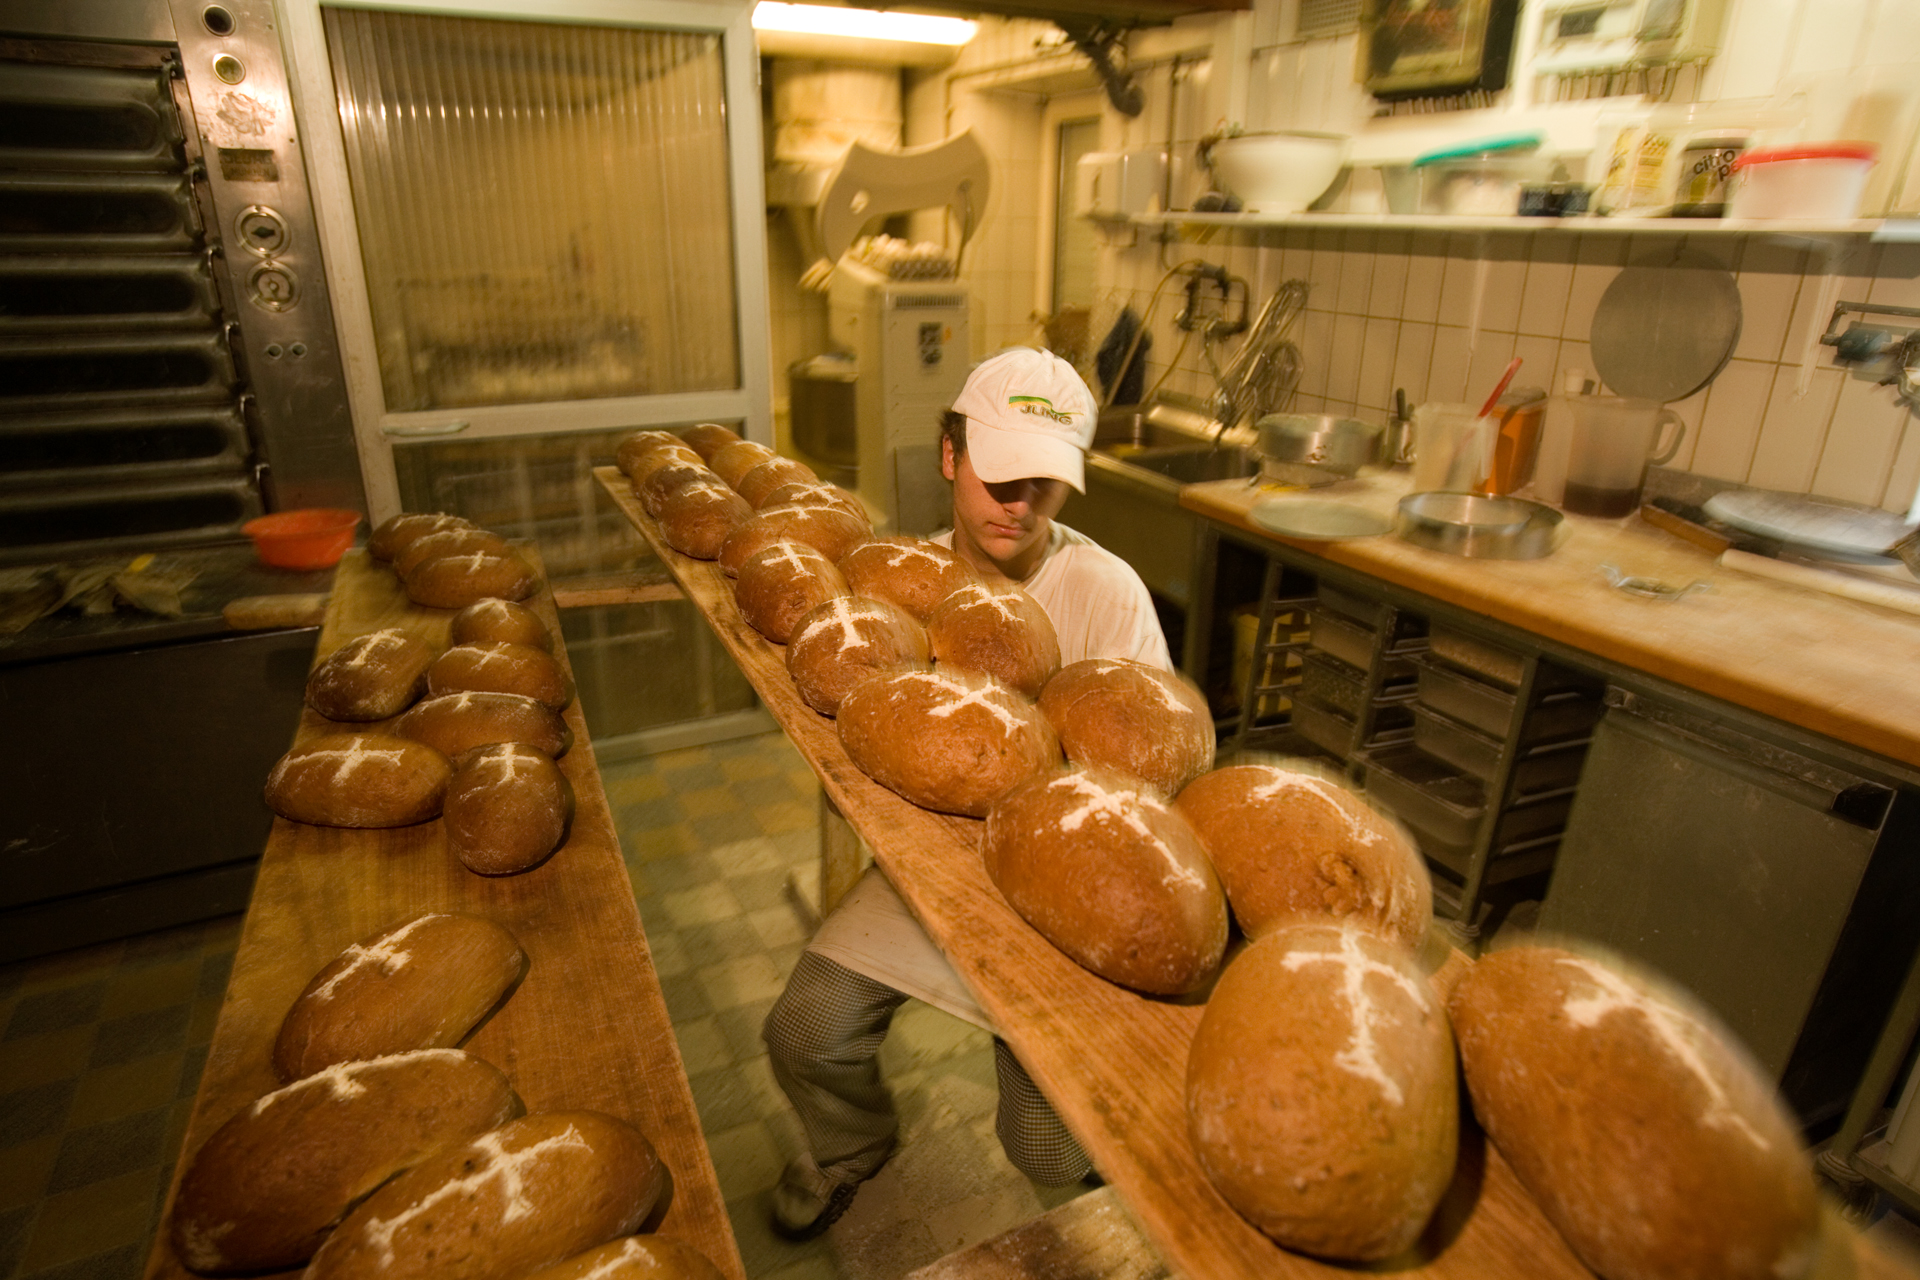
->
1134, 210, 1920, 242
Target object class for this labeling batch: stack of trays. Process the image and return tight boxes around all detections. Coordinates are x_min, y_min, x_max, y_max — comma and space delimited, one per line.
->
1288, 583, 1426, 761
1357, 623, 1603, 897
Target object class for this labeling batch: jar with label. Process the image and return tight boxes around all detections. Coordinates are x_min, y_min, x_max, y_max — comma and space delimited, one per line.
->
1674, 133, 1750, 216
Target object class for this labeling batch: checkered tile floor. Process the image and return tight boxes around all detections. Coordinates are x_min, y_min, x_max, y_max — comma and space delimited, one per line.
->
0, 731, 1076, 1280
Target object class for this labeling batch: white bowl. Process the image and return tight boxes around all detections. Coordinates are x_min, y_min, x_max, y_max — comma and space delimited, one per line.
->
1207, 132, 1348, 214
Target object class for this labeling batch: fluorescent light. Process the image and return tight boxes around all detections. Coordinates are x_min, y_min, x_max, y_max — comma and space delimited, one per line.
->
752, 2, 976, 46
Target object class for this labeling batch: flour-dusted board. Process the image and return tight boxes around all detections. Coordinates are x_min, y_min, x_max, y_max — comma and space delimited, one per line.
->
142, 548, 744, 1280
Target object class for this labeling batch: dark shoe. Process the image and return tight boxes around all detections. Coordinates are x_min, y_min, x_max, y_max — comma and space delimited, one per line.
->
771, 1155, 862, 1241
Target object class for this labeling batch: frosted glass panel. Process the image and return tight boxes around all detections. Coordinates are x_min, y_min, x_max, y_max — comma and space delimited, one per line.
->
324, 8, 739, 411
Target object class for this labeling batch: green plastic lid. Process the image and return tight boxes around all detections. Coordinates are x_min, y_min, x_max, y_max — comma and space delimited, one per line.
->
1411, 133, 1544, 168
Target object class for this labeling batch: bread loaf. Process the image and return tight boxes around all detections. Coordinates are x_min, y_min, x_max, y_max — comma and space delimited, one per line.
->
614, 431, 684, 477
736, 456, 818, 507
405, 550, 538, 609
983, 766, 1226, 995
838, 536, 977, 622
659, 480, 753, 560
265, 734, 450, 828
625, 442, 705, 491
394, 691, 572, 760
733, 541, 849, 644
1186, 922, 1456, 1262
638, 461, 718, 519
785, 595, 929, 715
925, 583, 1061, 698
1449, 945, 1819, 1280
274, 912, 526, 1081
304, 1111, 668, 1280
305, 629, 438, 722
428, 642, 573, 711
760, 481, 868, 525
1038, 659, 1214, 793
718, 503, 869, 577
710, 439, 776, 487
393, 528, 514, 580
169, 1049, 521, 1273
678, 422, 741, 461
837, 668, 1059, 817
520, 1235, 725, 1280
451, 598, 552, 652
1175, 763, 1431, 947
445, 744, 574, 876
369, 513, 470, 562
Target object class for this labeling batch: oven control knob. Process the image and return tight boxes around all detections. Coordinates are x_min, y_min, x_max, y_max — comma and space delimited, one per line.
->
236, 205, 290, 257
248, 262, 299, 311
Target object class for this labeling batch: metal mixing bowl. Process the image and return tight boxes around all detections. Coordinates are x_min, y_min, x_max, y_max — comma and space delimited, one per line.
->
1256, 413, 1386, 479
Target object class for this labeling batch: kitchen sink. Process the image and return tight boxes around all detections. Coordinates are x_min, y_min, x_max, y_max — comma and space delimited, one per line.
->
1118, 443, 1262, 484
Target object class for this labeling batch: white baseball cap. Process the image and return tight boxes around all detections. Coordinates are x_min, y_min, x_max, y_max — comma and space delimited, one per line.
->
951, 347, 1097, 493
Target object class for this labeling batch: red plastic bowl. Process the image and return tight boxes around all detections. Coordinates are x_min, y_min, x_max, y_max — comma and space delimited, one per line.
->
243, 508, 363, 570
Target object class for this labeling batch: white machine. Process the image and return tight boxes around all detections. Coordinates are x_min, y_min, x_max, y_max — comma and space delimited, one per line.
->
810, 133, 990, 535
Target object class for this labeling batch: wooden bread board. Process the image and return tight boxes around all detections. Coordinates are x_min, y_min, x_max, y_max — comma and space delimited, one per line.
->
143, 548, 744, 1280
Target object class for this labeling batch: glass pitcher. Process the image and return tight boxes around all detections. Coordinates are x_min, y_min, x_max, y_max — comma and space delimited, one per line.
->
1562, 395, 1686, 517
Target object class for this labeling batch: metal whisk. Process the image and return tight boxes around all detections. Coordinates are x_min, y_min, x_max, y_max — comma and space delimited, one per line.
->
1208, 278, 1308, 440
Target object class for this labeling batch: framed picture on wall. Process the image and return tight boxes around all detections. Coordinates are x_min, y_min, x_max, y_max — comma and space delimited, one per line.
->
1357, 0, 1521, 100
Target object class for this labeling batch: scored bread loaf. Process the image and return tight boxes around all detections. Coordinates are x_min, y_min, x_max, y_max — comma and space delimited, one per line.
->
983, 766, 1227, 995
369, 513, 470, 562
718, 503, 869, 577
305, 629, 438, 722
736, 456, 818, 507
837, 667, 1060, 817
304, 1111, 668, 1280
614, 431, 684, 478
1186, 922, 1457, 1262
710, 439, 776, 487
625, 442, 705, 492
444, 744, 574, 876
659, 480, 754, 560
1449, 945, 1819, 1280
760, 481, 868, 525
273, 912, 526, 1082
169, 1049, 521, 1273
1175, 763, 1431, 948
520, 1235, 725, 1280
785, 595, 929, 716
733, 541, 848, 644
925, 583, 1061, 698
451, 598, 552, 652
265, 734, 450, 828
405, 549, 538, 609
1037, 659, 1215, 794
838, 536, 977, 622
639, 460, 718, 519
678, 422, 741, 461
428, 641, 573, 711
394, 691, 572, 760
393, 528, 514, 580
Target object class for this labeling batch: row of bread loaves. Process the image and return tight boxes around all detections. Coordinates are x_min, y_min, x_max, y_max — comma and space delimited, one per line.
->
367, 512, 539, 609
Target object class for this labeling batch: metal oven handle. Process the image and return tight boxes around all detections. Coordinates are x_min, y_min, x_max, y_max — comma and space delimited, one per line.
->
382, 420, 470, 438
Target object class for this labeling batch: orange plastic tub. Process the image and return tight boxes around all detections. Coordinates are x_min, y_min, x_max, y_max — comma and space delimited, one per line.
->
242, 508, 362, 570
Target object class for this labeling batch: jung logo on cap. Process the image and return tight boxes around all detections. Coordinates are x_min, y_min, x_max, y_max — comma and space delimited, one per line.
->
1008, 395, 1079, 425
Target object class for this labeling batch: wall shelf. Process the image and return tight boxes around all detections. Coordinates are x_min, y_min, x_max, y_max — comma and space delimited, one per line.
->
1133, 210, 1920, 243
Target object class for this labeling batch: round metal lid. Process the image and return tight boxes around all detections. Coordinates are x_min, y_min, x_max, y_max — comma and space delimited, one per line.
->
1249, 497, 1394, 539
1589, 250, 1742, 403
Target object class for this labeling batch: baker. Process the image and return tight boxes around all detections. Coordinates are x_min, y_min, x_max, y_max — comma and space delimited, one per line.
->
762, 346, 1172, 1239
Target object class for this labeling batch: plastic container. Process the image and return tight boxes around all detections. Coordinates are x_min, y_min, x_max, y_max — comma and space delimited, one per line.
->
1412, 136, 1551, 216
1726, 143, 1877, 220
243, 508, 361, 570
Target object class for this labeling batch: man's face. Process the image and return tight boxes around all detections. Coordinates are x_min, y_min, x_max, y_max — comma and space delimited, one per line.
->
942, 435, 1069, 578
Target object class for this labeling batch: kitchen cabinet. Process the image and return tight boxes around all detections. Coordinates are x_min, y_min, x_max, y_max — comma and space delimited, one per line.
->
1178, 473, 1920, 1130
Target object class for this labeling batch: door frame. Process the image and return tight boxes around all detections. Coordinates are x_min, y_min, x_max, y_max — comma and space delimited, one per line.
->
276, 0, 773, 520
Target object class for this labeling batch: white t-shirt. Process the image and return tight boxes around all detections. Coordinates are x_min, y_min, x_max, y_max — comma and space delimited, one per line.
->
809, 518, 1176, 1013
931, 522, 1172, 672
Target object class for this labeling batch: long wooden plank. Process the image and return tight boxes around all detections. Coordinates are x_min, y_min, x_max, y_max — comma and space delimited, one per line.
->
596, 467, 1607, 1279
144, 549, 744, 1280
1180, 476, 1920, 772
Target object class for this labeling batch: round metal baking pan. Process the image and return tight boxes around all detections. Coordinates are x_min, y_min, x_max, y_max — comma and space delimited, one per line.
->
1250, 497, 1394, 539
1396, 492, 1563, 559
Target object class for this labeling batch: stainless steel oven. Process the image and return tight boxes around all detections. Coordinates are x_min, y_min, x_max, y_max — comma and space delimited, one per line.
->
1, 0, 363, 566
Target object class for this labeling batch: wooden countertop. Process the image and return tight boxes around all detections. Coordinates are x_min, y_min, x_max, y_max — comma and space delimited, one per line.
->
142, 551, 744, 1280
595, 466, 1914, 1280
1180, 474, 1920, 773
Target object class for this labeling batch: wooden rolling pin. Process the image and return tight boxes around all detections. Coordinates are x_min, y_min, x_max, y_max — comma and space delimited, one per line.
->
1719, 550, 1920, 618
223, 593, 329, 629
